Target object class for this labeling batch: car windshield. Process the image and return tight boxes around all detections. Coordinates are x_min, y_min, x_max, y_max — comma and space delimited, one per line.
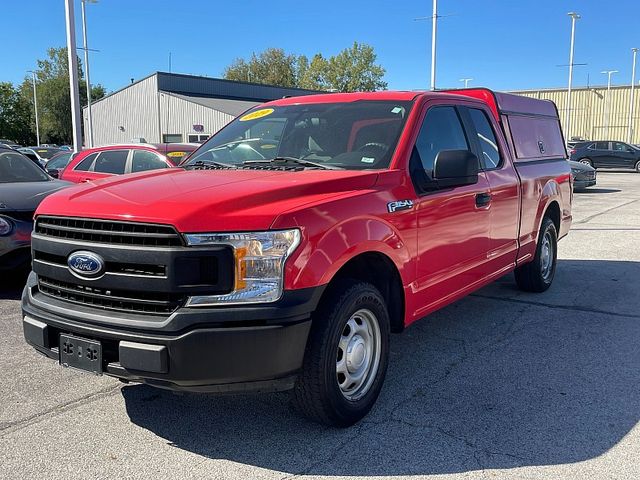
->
184, 100, 413, 170
0, 150, 50, 183
47, 152, 74, 169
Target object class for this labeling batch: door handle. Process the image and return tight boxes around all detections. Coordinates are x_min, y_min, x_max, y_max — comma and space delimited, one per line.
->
475, 192, 491, 208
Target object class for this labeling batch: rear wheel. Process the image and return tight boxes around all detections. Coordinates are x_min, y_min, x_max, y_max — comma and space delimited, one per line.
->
580, 158, 593, 168
635, 160, 640, 173
515, 217, 558, 292
293, 280, 390, 427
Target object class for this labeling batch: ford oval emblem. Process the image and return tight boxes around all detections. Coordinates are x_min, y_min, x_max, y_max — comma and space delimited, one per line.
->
67, 251, 105, 279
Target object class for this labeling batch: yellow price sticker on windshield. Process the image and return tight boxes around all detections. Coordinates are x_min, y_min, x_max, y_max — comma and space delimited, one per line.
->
239, 108, 274, 122
167, 151, 185, 157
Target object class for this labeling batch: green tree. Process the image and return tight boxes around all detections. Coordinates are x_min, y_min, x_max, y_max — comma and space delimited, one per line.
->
19, 47, 106, 144
223, 43, 387, 92
323, 42, 387, 92
0, 82, 35, 145
224, 48, 298, 88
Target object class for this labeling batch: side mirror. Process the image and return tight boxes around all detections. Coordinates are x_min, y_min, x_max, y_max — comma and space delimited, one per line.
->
46, 168, 59, 178
433, 150, 479, 188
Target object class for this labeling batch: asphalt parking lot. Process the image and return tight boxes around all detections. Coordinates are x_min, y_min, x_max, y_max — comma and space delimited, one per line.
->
1, 171, 639, 480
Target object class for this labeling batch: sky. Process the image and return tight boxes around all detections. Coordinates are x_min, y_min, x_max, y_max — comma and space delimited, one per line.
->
2, 0, 640, 94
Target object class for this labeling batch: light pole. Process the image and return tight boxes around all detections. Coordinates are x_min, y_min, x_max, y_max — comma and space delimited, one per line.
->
628, 48, 638, 144
430, 0, 437, 90
26, 71, 40, 146
459, 78, 473, 88
65, 0, 82, 152
565, 12, 580, 142
81, 0, 97, 148
601, 70, 618, 138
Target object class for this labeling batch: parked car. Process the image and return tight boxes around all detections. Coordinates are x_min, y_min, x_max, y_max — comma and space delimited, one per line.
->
0, 139, 21, 149
19, 147, 63, 166
44, 151, 76, 178
22, 89, 571, 427
569, 160, 596, 190
0, 147, 69, 272
569, 140, 640, 172
60, 145, 175, 183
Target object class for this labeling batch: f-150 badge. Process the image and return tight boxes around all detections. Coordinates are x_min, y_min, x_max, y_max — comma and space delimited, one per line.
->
387, 200, 414, 213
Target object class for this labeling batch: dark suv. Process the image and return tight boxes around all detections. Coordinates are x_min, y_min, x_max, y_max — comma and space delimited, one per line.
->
569, 141, 640, 172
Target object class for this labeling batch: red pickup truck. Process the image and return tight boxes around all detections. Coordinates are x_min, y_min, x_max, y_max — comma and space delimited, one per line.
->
22, 89, 572, 427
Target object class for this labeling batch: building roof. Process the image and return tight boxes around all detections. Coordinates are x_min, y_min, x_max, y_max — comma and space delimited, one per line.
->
156, 72, 321, 102
87, 72, 322, 110
167, 92, 258, 116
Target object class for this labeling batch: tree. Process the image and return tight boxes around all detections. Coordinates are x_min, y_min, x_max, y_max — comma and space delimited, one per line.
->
19, 47, 106, 144
0, 82, 35, 145
224, 48, 298, 88
223, 43, 387, 92
323, 42, 387, 92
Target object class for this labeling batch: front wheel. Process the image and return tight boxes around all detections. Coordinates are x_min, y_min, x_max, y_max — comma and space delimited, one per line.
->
292, 280, 390, 427
515, 217, 558, 292
635, 160, 640, 173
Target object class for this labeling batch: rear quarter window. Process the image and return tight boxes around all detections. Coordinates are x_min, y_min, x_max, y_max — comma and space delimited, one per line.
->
74, 152, 98, 171
507, 115, 566, 159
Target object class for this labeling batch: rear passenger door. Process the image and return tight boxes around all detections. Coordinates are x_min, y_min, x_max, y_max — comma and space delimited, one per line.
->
129, 149, 171, 173
462, 106, 521, 274
589, 141, 610, 167
411, 103, 492, 316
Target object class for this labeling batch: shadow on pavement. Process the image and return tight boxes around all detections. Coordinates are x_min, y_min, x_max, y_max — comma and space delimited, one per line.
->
0, 272, 28, 300
575, 188, 621, 194
123, 259, 640, 475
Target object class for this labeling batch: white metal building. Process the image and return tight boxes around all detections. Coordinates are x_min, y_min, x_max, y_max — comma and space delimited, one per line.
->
83, 72, 319, 147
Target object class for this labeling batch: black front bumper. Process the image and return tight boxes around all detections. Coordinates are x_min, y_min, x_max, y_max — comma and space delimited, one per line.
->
22, 272, 321, 393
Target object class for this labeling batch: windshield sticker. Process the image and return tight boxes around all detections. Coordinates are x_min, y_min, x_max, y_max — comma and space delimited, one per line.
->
167, 151, 185, 157
361, 157, 375, 164
260, 144, 277, 149
239, 108, 275, 122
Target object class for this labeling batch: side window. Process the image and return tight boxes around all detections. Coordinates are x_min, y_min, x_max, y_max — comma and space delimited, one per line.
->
612, 142, 627, 152
74, 152, 98, 171
594, 141, 608, 150
415, 106, 469, 175
93, 150, 128, 174
131, 150, 168, 173
468, 108, 501, 169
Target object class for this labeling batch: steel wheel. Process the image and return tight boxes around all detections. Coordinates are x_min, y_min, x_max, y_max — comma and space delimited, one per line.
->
580, 159, 593, 167
540, 230, 554, 281
336, 308, 381, 401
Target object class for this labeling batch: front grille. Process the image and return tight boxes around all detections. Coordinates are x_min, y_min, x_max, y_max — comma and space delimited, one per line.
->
38, 276, 185, 315
33, 251, 167, 277
35, 216, 183, 247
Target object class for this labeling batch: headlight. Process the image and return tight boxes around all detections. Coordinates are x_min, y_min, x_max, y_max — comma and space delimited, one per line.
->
0, 217, 12, 236
184, 229, 301, 306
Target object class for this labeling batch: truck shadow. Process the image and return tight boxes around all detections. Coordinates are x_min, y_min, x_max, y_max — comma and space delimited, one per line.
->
122, 258, 640, 475
0, 273, 27, 300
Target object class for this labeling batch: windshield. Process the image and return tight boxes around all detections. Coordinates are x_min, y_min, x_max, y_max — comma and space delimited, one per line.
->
184, 100, 413, 170
34, 148, 61, 159
0, 150, 50, 183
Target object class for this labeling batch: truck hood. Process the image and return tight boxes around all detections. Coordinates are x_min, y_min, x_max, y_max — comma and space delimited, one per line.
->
36, 168, 379, 232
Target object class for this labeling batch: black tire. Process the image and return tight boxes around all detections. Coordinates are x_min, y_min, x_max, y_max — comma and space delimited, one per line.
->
292, 280, 390, 427
635, 160, 640, 173
580, 158, 593, 168
514, 216, 558, 292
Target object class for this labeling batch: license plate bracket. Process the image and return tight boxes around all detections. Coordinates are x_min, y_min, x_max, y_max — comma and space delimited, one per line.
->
59, 334, 103, 374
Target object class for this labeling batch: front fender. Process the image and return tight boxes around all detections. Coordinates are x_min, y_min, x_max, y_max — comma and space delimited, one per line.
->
283, 215, 412, 290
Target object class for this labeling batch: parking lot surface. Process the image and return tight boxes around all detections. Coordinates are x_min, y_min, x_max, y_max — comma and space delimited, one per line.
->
1, 172, 639, 480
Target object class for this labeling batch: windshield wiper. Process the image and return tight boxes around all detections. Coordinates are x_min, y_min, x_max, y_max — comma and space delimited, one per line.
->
183, 160, 237, 170
243, 157, 342, 170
